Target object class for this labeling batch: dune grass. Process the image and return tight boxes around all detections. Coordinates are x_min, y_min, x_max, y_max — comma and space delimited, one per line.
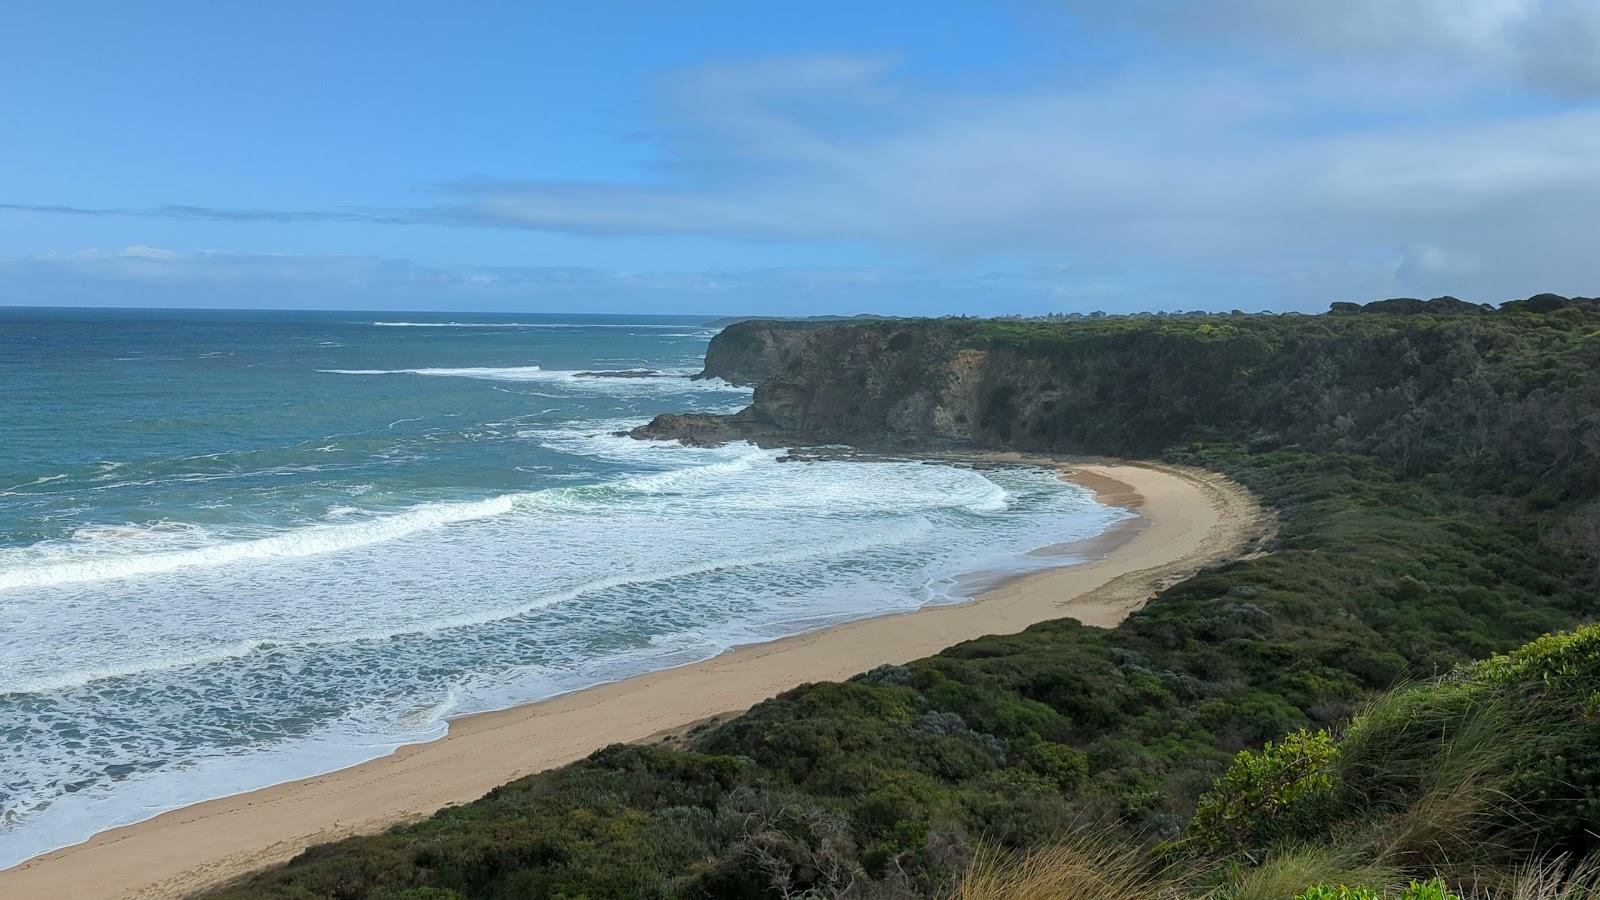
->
952, 838, 1193, 900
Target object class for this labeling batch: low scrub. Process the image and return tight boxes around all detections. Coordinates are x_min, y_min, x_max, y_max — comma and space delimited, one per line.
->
204, 310, 1600, 898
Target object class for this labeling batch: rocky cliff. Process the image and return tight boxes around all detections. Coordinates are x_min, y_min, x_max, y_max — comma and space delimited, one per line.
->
641, 305, 1600, 499
648, 319, 1050, 448
657, 316, 1264, 451
739, 321, 987, 443
641, 319, 979, 445
692, 319, 836, 386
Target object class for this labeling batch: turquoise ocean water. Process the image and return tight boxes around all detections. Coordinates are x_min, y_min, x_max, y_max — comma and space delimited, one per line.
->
0, 308, 1129, 866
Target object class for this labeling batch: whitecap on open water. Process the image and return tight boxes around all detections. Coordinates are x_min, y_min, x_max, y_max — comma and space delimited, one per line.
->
0, 308, 1131, 867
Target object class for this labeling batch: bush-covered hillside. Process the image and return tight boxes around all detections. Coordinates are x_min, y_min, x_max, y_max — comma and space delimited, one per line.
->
1187, 623, 1600, 872
744, 299, 1600, 502
206, 301, 1600, 899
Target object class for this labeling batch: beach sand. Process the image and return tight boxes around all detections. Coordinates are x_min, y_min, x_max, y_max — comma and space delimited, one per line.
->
0, 458, 1268, 899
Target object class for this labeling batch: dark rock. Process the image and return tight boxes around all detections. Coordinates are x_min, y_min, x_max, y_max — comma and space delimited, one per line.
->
624, 409, 748, 445
693, 320, 840, 385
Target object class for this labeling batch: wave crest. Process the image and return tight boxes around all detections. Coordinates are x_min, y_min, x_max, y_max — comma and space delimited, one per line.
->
320, 366, 546, 379
0, 495, 518, 591
320, 365, 748, 393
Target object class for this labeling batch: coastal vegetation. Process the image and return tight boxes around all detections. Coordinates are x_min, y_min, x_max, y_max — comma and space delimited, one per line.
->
207, 297, 1600, 899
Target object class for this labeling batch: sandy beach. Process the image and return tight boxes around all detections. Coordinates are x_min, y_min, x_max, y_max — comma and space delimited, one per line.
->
0, 458, 1267, 899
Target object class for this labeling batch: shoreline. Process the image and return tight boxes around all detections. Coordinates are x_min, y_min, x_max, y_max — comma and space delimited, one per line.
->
0, 457, 1268, 900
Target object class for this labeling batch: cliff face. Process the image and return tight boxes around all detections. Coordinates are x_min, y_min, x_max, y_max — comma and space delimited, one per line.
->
664, 320, 1060, 448
693, 320, 834, 386
642, 320, 990, 446
742, 322, 986, 443
652, 309, 1600, 500
742, 323, 1110, 450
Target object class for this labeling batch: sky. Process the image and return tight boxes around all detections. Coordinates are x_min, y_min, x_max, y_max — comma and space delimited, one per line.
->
1, 1, 1597, 316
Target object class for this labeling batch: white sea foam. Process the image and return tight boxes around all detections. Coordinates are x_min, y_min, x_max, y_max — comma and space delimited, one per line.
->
0, 629, 730, 870
0, 639, 275, 695
321, 365, 748, 395
322, 365, 546, 379
0, 441, 818, 597
0, 434, 1128, 872
1, 473, 68, 493
0, 488, 935, 694
0, 494, 519, 591
3, 315, 1136, 870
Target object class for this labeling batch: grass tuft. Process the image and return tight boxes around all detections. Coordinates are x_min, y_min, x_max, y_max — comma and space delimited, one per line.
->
1219, 844, 1400, 900
953, 836, 1194, 900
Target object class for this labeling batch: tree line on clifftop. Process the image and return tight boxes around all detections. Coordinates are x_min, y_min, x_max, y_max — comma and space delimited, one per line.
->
207, 298, 1600, 899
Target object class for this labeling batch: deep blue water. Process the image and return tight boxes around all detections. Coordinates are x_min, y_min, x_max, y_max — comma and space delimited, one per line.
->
0, 308, 1127, 866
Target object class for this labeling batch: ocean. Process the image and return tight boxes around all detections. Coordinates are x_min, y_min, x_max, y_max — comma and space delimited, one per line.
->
0, 308, 1129, 866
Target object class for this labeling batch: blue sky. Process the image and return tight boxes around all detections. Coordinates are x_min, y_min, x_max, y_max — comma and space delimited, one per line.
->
2, 1, 1597, 315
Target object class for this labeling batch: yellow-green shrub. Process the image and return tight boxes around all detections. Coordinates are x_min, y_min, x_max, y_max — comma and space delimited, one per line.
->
1186, 729, 1340, 853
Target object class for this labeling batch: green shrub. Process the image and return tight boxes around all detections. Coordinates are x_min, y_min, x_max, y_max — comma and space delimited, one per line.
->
1474, 622, 1600, 686
1326, 624, 1600, 861
1018, 738, 1090, 790
1187, 730, 1341, 853
1399, 878, 1461, 900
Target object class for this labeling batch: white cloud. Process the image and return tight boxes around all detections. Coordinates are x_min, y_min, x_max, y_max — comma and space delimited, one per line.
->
1079, 0, 1600, 96
8, 4, 1599, 310
112, 246, 180, 260
0, 247, 1147, 315
443, 51, 1600, 305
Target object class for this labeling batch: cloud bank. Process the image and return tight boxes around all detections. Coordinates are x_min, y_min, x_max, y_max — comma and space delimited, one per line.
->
0, 246, 1136, 315
1084, 0, 1600, 97
5, 1, 1597, 310
444, 23, 1600, 304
